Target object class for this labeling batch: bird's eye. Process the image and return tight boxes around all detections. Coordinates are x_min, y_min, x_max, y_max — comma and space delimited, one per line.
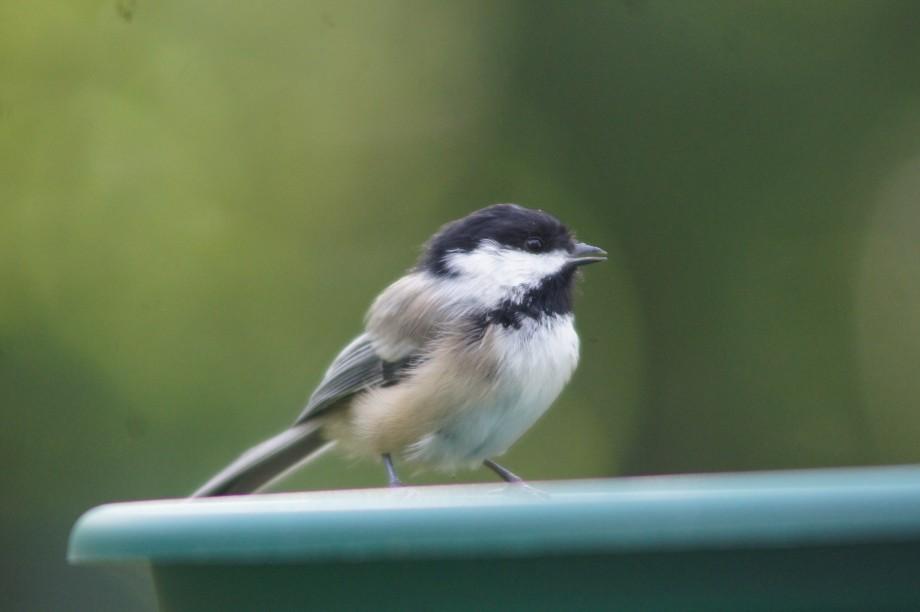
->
524, 237, 544, 252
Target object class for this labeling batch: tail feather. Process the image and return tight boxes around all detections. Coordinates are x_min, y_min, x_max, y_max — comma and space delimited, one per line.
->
192, 421, 331, 497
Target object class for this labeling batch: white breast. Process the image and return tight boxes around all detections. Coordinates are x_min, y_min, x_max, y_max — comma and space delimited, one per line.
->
408, 314, 580, 469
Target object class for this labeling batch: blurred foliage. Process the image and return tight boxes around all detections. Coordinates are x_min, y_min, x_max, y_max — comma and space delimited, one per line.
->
2, 1, 920, 610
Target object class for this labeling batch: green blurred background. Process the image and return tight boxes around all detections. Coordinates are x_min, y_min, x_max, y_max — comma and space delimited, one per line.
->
3, 1, 920, 610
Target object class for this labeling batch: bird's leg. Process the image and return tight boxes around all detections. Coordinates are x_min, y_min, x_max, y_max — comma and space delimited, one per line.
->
382, 453, 404, 487
483, 459, 523, 483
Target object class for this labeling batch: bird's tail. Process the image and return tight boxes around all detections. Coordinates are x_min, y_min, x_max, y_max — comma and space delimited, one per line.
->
191, 421, 331, 497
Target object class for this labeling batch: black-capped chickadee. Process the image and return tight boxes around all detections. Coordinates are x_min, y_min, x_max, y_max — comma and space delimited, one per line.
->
193, 204, 605, 496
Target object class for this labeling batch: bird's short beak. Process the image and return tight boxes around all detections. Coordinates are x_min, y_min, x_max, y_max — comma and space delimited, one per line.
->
568, 242, 608, 266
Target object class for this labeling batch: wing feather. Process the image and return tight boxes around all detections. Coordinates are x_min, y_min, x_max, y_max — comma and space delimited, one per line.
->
297, 272, 450, 424
295, 334, 385, 424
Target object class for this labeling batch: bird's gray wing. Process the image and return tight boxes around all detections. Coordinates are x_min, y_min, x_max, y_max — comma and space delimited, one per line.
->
297, 273, 447, 424
294, 333, 420, 424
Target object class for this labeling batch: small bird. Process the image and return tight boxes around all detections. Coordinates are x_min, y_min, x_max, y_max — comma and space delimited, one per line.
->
193, 204, 605, 496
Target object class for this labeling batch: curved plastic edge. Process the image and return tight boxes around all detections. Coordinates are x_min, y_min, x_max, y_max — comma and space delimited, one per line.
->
68, 465, 920, 565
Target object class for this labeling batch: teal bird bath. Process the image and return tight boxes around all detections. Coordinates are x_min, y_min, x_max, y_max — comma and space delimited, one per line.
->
69, 465, 920, 611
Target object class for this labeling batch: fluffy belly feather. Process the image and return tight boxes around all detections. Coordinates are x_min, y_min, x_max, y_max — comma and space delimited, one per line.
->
405, 314, 580, 469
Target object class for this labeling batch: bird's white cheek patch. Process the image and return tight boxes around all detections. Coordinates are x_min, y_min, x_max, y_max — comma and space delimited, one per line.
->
444, 244, 570, 306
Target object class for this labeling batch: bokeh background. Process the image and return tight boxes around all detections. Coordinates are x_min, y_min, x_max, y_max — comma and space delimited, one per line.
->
3, 1, 920, 609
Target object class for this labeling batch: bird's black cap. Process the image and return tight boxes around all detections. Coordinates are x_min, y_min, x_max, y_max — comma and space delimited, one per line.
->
419, 204, 573, 276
